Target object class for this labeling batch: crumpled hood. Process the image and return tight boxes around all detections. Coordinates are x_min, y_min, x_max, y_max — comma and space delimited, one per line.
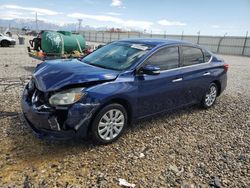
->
33, 59, 119, 92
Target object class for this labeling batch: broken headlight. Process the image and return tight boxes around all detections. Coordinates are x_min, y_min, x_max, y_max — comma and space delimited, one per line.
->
49, 88, 85, 106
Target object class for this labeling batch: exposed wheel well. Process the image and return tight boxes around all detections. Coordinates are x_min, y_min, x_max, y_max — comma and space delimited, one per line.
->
211, 80, 221, 96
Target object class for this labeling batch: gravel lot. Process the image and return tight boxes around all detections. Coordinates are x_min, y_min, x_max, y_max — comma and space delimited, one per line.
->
0, 39, 249, 187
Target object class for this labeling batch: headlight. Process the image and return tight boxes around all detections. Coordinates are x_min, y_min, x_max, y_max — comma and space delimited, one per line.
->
49, 88, 85, 106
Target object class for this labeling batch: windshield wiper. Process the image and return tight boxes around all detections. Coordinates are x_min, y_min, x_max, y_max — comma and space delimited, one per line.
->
82, 59, 120, 71
88, 63, 109, 69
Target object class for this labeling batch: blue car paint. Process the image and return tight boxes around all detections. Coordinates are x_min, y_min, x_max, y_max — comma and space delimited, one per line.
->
33, 59, 119, 92
21, 39, 227, 140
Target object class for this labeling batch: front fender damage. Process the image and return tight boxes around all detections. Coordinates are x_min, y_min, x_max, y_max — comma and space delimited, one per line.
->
65, 102, 100, 131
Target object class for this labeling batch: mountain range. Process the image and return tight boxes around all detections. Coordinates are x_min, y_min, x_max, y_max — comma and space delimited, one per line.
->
0, 18, 108, 31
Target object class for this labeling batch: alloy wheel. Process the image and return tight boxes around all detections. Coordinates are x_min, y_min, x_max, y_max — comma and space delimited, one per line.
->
97, 109, 125, 141
205, 85, 217, 107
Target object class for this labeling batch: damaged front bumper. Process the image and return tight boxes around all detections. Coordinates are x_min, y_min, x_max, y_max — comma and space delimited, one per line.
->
21, 86, 100, 140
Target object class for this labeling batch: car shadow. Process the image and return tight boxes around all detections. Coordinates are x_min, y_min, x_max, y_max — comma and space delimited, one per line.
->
4, 103, 209, 163
128, 104, 204, 132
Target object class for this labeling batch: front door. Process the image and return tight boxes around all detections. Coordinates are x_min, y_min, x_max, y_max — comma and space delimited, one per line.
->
135, 46, 190, 118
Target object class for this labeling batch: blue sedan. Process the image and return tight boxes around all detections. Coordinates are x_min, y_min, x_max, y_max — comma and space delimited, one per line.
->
21, 39, 228, 144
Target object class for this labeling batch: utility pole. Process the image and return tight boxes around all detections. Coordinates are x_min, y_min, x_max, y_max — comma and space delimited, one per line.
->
78, 19, 83, 33
35, 12, 38, 33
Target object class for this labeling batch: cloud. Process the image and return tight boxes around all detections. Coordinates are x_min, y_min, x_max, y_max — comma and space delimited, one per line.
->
0, 5, 66, 25
68, 13, 122, 23
211, 25, 220, 28
0, 10, 34, 20
67, 12, 153, 29
111, 0, 123, 7
158, 19, 187, 26
105, 12, 121, 16
0, 4, 60, 16
0, 12, 23, 20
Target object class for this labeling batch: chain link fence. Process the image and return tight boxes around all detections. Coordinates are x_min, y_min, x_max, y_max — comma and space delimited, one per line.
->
1, 27, 249, 56
81, 31, 250, 56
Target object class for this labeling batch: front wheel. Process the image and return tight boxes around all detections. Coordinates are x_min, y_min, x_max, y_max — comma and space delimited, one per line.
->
91, 103, 127, 144
1, 40, 10, 47
201, 83, 218, 108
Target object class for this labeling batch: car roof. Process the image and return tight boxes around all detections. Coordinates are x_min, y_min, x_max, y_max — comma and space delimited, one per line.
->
119, 38, 194, 47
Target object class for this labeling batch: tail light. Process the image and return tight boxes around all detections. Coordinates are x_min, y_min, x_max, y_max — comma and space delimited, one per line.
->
224, 63, 229, 72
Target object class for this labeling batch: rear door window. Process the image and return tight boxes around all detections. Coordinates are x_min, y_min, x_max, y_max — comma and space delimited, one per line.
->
182, 46, 204, 66
145, 46, 179, 71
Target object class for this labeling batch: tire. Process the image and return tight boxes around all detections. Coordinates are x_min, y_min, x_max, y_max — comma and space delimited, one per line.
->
201, 83, 218, 108
91, 103, 128, 144
1, 40, 10, 47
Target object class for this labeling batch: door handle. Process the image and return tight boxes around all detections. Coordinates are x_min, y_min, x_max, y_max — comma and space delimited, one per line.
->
172, 78, 183, 82
203, 72, 211, 76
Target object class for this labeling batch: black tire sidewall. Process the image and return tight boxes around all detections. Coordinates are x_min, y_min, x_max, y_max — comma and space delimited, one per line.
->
1, 40, 10, 47
202, 83, 218, 108
91, 103, 128, 144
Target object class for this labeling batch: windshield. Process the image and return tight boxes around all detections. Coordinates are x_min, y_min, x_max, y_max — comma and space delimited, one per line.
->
82, 42, 151, 71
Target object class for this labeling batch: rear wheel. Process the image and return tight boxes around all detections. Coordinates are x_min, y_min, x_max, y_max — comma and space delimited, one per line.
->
91, 103, 127, 144
201, 83, 218, 108
1, 40, 10, 47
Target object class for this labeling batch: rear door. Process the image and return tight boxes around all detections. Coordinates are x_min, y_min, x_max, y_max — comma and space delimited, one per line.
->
135, 46, 190, 118
179, 46, 213, 103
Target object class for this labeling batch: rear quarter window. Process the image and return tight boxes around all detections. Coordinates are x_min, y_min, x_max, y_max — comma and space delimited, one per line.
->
203, 50, 212, 62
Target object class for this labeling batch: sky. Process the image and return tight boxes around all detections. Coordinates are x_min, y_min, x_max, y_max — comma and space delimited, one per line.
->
0, 0, 249, 36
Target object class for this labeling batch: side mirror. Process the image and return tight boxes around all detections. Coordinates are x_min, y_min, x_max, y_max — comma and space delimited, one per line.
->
140, 65, 160, 75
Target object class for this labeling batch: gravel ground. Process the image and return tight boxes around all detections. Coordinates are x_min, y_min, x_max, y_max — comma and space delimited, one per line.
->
0, 39, 249, 187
